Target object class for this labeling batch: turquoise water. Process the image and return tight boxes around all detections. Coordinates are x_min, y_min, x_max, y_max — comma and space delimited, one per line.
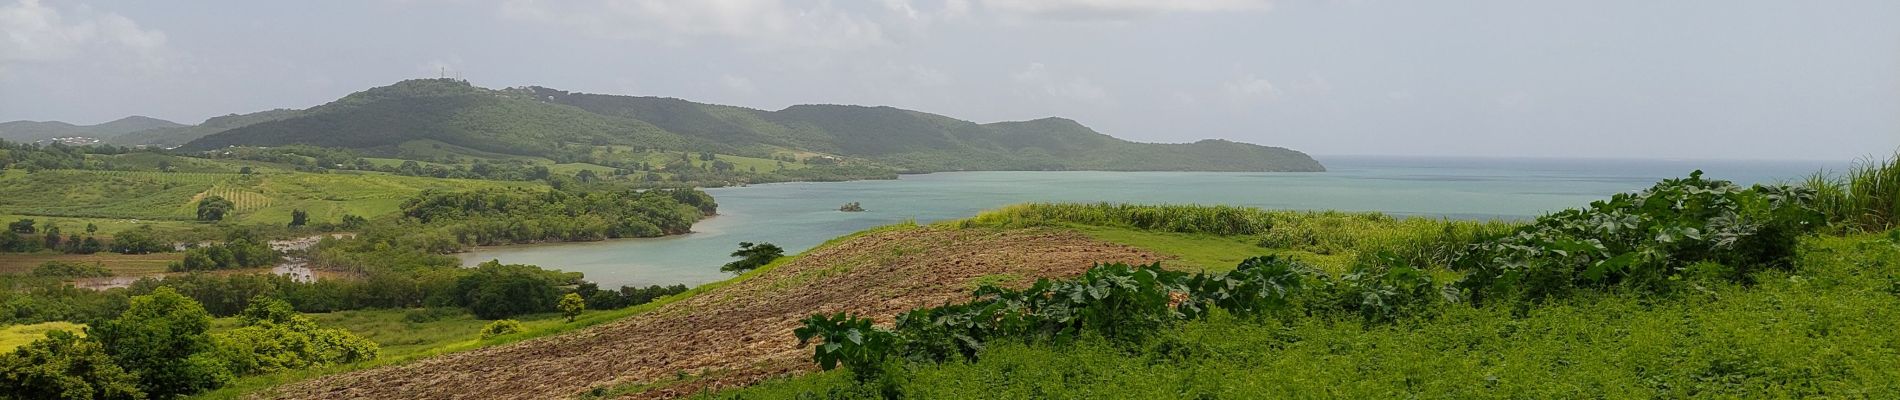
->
460, 156, 1839, 288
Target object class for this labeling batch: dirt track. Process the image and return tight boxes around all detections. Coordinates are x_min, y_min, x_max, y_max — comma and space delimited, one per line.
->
258, 226, 1164, 399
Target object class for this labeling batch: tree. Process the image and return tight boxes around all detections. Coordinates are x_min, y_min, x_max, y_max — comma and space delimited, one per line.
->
109, 226, 169, 254
455, 261, 566, 319
558, 293, 585, 322
0, 330, 146, 400
721, 242, 785, 273
289, 209, 308, 227
574, 169, 597, 183
90, 287, 232, 398
86, 223, 97, 234
43, 224, 62, 249
9, 218, 34, 234
238, 166, 253, 175
196, 196, 234, 222
339, 214, 367, 229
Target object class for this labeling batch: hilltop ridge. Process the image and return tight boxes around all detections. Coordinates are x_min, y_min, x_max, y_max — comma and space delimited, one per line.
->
172, 79, 1323, 173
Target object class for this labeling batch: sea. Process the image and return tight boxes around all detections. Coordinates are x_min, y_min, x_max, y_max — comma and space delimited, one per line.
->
460, 156, 1843, 288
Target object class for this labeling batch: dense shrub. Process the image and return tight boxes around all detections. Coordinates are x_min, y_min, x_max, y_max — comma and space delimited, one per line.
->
1455, 171, 1823, 304
212, 297, 379, 375
0, 330, 145, 400
89, 287, 232, 398
169, 238, 278, 272
479, 319, 525, 339
0, 276, 129, 325
31, 261, 114, 278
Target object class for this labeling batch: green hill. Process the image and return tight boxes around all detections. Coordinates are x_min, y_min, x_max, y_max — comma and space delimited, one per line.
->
182, 80, 699, 158
0, 116, 183, 142
109, 109, 304, 147
180, 79, 1324, 173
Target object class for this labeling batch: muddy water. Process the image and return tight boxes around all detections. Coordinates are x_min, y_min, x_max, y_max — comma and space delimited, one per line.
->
460, 156, 1838, 288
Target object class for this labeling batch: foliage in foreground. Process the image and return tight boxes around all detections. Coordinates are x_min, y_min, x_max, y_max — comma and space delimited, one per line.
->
0, 289, 381, 399
1455, 171, 1822, 304
1807, 152, 1900, 232
0, 330, 144, 400
795, 256, 1390, 381
727, 232, 1900, 399
793, 171, 1832, 385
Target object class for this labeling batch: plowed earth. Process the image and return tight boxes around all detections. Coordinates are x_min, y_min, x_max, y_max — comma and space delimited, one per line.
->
259, 227, 1165, 399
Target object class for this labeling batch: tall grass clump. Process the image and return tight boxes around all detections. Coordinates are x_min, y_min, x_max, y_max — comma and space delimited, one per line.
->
965, 203, 1275, 236
1805, 152, 1899, 232
966, 203, 1517, 269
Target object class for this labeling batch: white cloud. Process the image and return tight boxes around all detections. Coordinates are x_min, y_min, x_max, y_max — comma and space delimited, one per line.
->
979, 0, 1272, 20
907, 64, 951, 86
498, 0, 890, 50
1012, 62, 1110, 105
0, 0, 169, 70
719, 74, 759, 95
1222, 74, 1279, 100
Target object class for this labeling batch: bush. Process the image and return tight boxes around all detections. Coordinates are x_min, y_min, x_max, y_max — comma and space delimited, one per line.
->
479, 319, 524, 339
89, 287, 232, 398
0, 330, 145, 400
1455, 171, 1823, 304
31, 261, 113, 278
213, 297, 379, 375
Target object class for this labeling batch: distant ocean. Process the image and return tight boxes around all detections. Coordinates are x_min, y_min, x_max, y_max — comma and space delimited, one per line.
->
462, 156, 1842, 288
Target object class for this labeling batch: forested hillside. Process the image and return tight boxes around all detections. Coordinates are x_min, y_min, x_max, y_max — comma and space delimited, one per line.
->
0, 116, 183, 142
178, 79, 1324, 173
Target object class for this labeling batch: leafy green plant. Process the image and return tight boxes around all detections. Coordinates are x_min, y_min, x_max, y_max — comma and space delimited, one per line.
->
795, 257, 1344, 375
1455, 171, 1822, 304
793, 313, 898, 381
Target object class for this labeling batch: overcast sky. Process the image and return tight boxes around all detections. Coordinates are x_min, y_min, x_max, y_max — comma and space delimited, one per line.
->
2, 0, 1895, 160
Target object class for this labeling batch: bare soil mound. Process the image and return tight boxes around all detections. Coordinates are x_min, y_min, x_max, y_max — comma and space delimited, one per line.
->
259, 226, 1163, 399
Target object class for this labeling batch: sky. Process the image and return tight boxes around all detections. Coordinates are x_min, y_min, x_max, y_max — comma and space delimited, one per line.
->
1, 0, 1896, 161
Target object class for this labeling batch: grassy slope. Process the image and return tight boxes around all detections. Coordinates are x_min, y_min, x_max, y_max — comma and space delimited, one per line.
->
711, 226, 1900, 398
0, 164, 536, 227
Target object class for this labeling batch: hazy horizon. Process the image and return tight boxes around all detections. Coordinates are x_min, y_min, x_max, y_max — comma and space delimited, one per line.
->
3, 0, 1896, 160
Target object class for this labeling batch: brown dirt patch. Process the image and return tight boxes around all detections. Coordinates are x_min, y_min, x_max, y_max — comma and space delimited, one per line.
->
257, 226, 1165, 399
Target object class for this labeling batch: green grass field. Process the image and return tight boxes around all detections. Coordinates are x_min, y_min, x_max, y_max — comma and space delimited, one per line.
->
0, 168, 540, 231
0, 322, 85, 352
0, 252, 181, 276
